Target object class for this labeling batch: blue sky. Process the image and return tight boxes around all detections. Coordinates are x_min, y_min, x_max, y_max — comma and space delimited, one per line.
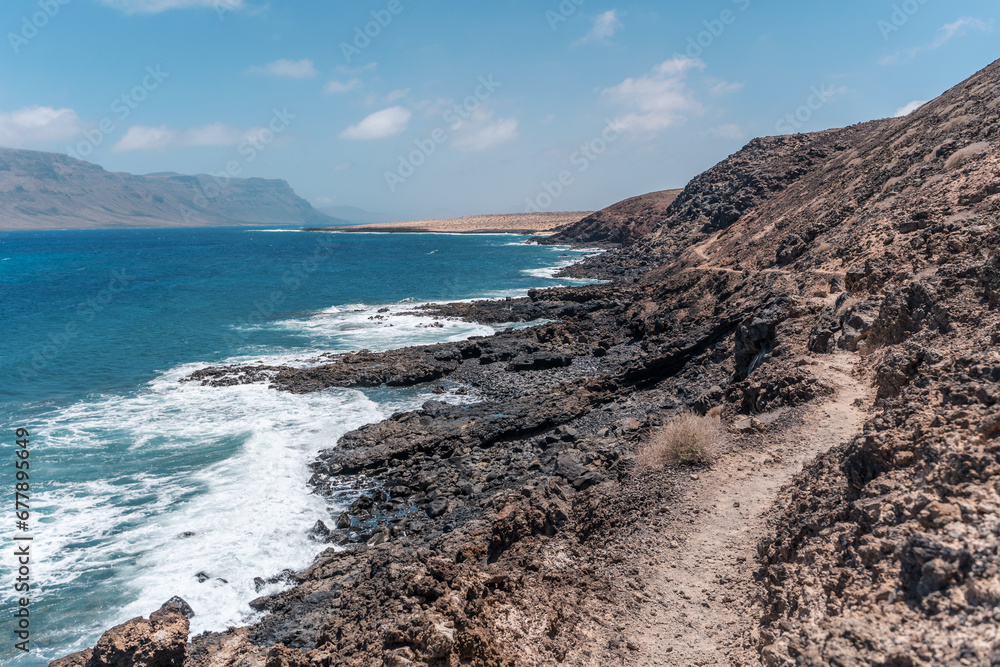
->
0, 0, 996, 220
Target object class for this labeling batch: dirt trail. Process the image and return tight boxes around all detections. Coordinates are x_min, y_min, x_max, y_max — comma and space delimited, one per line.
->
686, 234, 845, 280
625, 353, 869, 667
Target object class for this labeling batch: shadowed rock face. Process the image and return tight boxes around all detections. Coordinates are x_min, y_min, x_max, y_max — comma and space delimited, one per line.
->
0, 148, 341, 230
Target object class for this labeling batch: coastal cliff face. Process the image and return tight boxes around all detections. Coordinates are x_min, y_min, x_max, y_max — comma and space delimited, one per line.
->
54, 58, 1000, 666
0, 148, 339, 230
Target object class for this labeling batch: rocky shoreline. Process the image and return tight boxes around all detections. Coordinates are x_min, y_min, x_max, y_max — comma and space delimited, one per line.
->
56, 235, 830, 666
54, 58, 1000, 666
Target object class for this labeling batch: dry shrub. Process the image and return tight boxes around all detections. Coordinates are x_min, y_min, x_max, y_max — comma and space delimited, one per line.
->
944, 141, 990, 169
637, 412, 722, 469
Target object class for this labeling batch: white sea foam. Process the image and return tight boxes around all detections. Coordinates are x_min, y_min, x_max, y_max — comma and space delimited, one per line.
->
245, 229, 304, 233
23, 297, 508, 647
479, 287, 535, 300
519, 246, 606, 282
313, 231, 526, 237
522, 266, 564, 279
271, 303, 497, 352
30, 376, 388, 639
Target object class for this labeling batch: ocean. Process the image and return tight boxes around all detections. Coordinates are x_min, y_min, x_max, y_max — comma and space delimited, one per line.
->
0, 226, 598, 665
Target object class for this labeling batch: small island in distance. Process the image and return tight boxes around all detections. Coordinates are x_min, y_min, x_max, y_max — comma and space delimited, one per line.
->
304, 211, 591, 235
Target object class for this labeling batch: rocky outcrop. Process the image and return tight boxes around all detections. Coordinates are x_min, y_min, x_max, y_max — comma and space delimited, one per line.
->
51, 599, 193, 667
808, 293, 881, 353
540, 189, 683, 245
757, 251, 1000, 664
751, 58, 1000, 665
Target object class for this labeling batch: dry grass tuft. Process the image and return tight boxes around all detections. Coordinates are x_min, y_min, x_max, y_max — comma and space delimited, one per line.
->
637, 412, 723, 469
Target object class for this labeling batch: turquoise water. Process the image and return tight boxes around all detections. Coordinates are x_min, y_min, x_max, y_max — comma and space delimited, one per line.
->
0, 227, 596, 664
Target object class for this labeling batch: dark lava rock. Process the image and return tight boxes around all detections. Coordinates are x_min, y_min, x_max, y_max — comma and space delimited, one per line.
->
426, 498, 449, 518
307, 520, 332, 541
160, 596, 195, 619
507, 352, 574, 372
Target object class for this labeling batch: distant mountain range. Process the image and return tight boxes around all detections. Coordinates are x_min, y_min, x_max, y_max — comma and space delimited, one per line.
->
0, 148, 344, 230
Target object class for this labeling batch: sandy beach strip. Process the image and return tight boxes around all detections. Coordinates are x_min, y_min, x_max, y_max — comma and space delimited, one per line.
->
305, 212, 590, 235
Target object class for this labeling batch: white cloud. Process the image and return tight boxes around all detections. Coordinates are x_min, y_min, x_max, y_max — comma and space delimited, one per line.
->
339, 107, 411, 141
450, 109, 519, 152
602, 57, 705, 133
709, 79, 744, 95
708, 124, 744, 140
324, 79, 361, 95
894, 100, 927, 117
581, 10, 622, 43
249, 59, 318, 80
881, 17, 993, 65
332, 160, 352, 174
181, 122, 261, 146
99, 0, 243, 14
0, 106, 81, 147
337, 63, 378, 76
385, 88, 411, 103
113, 125, 176, 152
112, 123, 265, 152
414, 98, 452, 118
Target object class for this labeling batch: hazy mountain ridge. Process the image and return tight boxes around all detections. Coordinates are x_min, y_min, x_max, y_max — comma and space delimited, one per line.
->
0, 148, 341, 230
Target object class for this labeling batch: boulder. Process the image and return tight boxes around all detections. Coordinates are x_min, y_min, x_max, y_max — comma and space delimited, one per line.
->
808, 294, 880, 353
50, 650, 93, 667
69, 599, 192, 667
506, 352, 574, 372
735, 316, 777, 379
307, 520, 332, 541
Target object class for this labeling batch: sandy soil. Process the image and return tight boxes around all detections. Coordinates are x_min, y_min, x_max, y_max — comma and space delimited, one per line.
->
306, 212, 590, 234
626, 353, 870, 666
